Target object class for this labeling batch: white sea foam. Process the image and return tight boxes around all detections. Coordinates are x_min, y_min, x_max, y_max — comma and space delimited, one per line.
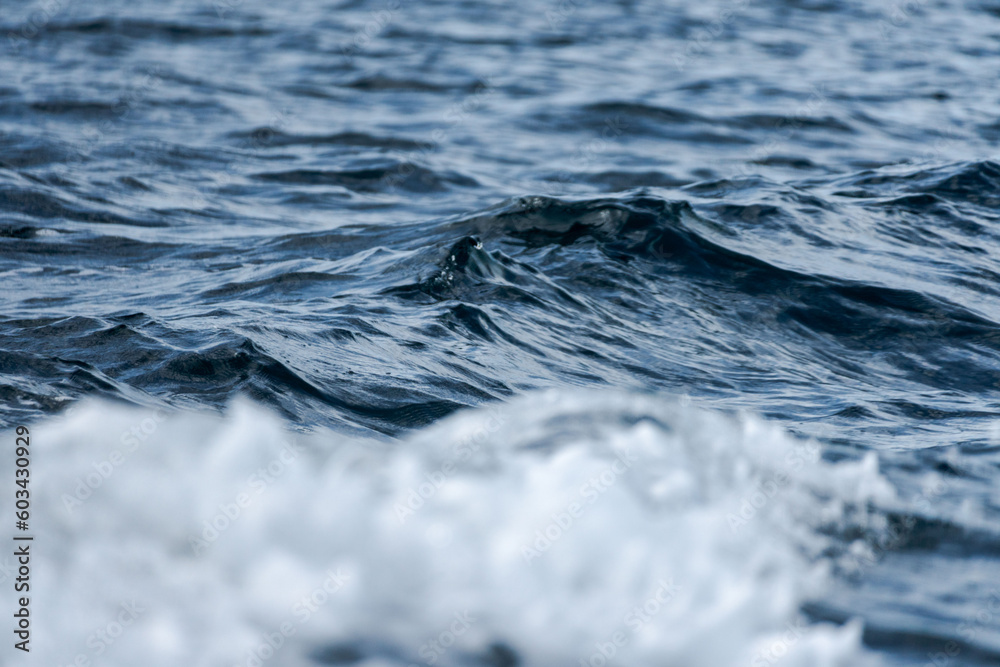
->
6, 390, 896, 667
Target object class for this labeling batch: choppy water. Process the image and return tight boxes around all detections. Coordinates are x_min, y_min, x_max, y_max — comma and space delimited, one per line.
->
2, 0, 1000, 665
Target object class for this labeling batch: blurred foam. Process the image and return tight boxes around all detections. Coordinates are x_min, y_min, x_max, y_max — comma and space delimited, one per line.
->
13, 390, 895, 666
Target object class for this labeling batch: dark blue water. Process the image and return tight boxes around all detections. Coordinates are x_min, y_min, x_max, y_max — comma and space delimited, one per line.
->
3, 1, 1000, 665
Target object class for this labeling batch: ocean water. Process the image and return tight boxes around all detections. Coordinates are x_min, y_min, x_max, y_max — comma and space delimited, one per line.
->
1, 0, 1000, 665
